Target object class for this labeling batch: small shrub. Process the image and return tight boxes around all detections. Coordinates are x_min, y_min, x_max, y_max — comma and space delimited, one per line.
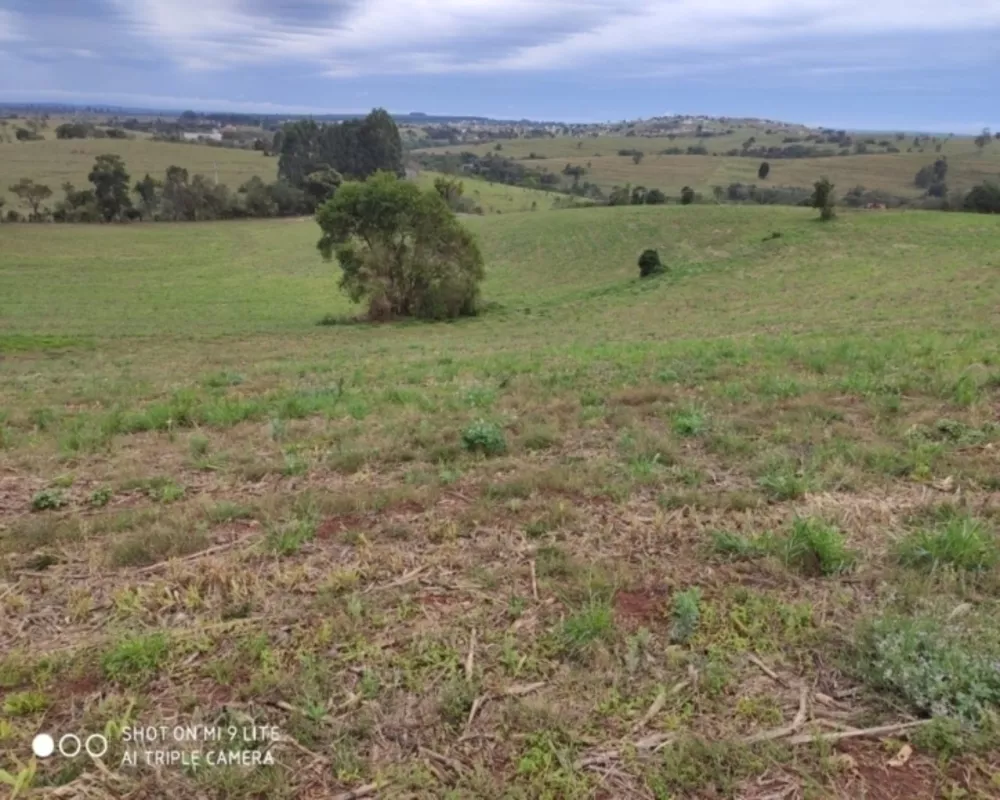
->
778, 517, 855, 576
812, 177, 836, 221
461, 419, 506, 456
670, 587, 702, 644
857, 615, 1000, 724
89, 487, 113, 508
895, 516, 999, 572
31, 489, 66, 512
638, 249, 665, 278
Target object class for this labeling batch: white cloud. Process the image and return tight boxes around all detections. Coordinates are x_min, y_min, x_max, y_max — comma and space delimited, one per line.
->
41, 1, 1000, 78
0, 10, 25, 42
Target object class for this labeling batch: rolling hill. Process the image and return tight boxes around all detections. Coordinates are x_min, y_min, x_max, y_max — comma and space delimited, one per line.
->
1, 205, 999, 798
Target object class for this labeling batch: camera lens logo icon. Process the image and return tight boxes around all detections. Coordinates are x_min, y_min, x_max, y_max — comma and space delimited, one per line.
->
32, 733, 108, 759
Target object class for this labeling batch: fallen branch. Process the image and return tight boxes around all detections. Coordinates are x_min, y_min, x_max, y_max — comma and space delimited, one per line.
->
132, 542, 240, 574
576, 732, 675, 770
530, 560, 538, 601
747, 654, 791, 688
332, 782, 382, 800
419, 746, 467, 776
631, 686, 667, 733
465, 628, 476, 681
743, 686, 809, 744
785, 719, 931, 745
363, 565, 428, 594
463, 694, 487, 737
505, 681, 546, 697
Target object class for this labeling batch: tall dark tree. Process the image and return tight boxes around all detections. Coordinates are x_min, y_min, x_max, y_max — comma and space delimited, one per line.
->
277, 109, 403, 191
758, 162, 771, 180
974, 128, 991, 153
161, 166, 193, 221
812, 177, 836, 220
88, 154, 132, 221
134, 174, 162, 218
963, 181, 1000, 213
680, 186, 695, 205
645, 188, 667, 205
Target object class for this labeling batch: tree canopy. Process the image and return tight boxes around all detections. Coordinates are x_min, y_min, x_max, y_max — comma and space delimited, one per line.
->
8, 178, 52, 217
88, 154, 132, 221
316, 171, 484, 321
278, 109, 403, 196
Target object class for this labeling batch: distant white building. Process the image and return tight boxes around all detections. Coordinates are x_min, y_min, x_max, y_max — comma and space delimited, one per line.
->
182, 129, 222, 142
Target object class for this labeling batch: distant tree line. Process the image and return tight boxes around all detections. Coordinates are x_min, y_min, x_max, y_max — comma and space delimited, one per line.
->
55, 121, 130, 140
2, 109, 407, 223
415, 151, 564, 192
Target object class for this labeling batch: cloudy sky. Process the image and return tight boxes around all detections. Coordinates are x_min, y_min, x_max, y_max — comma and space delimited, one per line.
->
1, 0, 997, 130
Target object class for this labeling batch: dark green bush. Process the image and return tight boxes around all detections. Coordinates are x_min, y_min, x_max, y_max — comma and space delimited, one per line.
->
638, 249, 665, 278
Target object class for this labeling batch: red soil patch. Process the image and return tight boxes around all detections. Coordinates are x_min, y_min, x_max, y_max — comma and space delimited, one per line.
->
418, 593, 456, 607
614, 588, 668, 627
833, 741, 941, 800
54, 672, 103, 701
315, 514, 365, 540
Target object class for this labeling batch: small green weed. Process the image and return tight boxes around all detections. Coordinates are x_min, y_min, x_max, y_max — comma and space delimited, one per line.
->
102, 633, 170, 686
438, 675, 478, 729
670, 587, 702, 644
461, 419, 507, 456
710, 530, 770, 559
265, 518, 316, 556
88, 487, 113, 508
3, 690, 50, 716
207, 501, 255, 524
757, 464, 810, 501
559, 599, 615, 659
672, 405, 708, 437
31, 489, 66, 512
777, 518, 855, 576
895, 516, 999, 572
189, 434, 210, 456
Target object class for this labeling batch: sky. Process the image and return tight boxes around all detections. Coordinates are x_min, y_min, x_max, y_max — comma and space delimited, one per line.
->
0, 1, 998, 132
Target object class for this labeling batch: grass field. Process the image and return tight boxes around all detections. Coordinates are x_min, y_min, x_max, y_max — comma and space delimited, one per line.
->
416, 129, 1000, 198
0, 138, 276, 206
2, 206, 1000, 798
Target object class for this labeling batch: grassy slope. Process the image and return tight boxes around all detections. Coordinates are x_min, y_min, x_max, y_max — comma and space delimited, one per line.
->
0, 137, 276, 205
1, 207, 1000, 798
412, 170, 577, 214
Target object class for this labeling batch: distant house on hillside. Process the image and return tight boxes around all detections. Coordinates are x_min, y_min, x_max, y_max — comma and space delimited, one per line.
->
182, 129, 222, 142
